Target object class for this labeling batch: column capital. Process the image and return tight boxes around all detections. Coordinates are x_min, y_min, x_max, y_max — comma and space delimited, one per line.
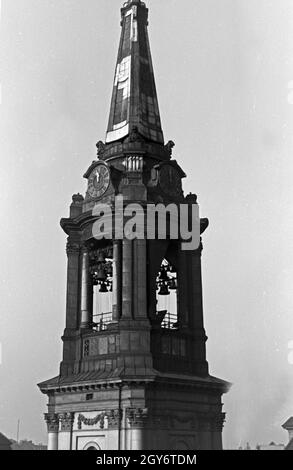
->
44, 413, 59, 433
80, 243, 90, 254
126, 407, 148, 428
212, 412, 226, 432
106, 409, 123, 429
59, 412, 75, 432
197, 412, 226, 432
66, 240, 80, 255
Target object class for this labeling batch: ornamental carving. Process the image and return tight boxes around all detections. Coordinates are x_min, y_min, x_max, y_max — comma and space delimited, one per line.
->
171, 414, 196, 430
59, 413, 74, 432
164, 140, 175, 157
77, 413, 106, 430
126, 408, 149, 428
213, 413, 226, 432
72, 193, 84, 204
197, 412, 226, 432
107, 409, 123, 429
66, 241, 80, 255
96, 140, 106, 157
44, 413, 59, 433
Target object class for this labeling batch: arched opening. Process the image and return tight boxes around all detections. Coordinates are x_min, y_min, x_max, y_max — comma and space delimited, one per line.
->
156, 258, 178, 329
83, 441, 101, 451
89, 242, 114, 331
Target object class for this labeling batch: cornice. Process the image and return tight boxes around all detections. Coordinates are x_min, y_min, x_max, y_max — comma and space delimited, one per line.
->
39, 372, 230, 396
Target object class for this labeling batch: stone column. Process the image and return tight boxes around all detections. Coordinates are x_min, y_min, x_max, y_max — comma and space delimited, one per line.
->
195, 408, 227, 451
80, 246, 90, 328
61, 240, 81, 374
45, 413, 59, 451
122, 240, 133, 319
131, 429, 144, 450
112, 241, 122, 321
126, 408, 148, 450
133, 239, 147, 318
211, 413, 225, 450
178, 250, 188, 326
87, 275, 93, 326
189, 242, 204, 329
189, 242, 208, 375
107, 409, 123, 450
65, 240, 80, 330
58, 413, 75, 450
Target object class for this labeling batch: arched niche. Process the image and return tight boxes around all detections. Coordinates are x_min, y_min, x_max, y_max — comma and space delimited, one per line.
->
83, 441, 101, 451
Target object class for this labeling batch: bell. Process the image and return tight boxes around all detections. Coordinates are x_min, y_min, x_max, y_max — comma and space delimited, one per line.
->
159, 268, 168, 282
97, 251, 105, 263
168, 279, 177, 290
158, 283, 170, 296
99, 282, 108, 294
96, 266, 107, 282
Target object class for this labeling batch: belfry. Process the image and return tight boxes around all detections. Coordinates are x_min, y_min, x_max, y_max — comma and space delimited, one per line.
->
38, 0, 229, 451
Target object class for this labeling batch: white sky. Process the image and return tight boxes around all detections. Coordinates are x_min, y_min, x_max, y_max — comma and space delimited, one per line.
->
0, 0, 293, 449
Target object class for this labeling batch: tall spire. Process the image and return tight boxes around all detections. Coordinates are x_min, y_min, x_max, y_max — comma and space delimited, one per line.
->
106, 0, 164, 144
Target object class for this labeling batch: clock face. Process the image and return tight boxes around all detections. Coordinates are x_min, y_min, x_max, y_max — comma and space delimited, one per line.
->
159, 165, 182, 197
87, 164, 110, 199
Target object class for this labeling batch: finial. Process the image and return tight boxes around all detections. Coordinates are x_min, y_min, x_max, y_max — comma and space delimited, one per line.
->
165, 141, 175, 157
96, 141, 106, 157
123, 0, 144, 7
72, 193, 84, 204
186, 193, 198, 204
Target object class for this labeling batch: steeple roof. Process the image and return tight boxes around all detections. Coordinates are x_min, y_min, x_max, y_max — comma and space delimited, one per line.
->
282, 417, 293, 430
106, 0, 164, 145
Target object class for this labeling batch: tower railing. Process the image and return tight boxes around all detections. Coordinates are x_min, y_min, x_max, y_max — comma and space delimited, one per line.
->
159, 311, 179, 330
92, 312, 113, 331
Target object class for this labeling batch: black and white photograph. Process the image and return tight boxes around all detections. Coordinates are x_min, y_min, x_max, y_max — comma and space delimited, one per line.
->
0, 0, 293, 456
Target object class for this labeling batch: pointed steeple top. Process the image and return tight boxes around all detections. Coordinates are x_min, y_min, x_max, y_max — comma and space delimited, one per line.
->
106, 0, 164, 145
123, 0, 144, 5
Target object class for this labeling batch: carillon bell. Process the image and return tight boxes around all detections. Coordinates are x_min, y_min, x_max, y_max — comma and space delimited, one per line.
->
159, 268, 168, 282
97, 252, 105, 263
158, 283, 170, 296
96, 267, 107, 282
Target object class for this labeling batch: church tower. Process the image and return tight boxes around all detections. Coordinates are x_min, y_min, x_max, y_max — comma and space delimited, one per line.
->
38, 0, 229, 451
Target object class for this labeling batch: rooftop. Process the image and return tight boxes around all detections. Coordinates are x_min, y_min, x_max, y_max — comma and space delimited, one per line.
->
282, 417, 293, 430
0, 432, 12, 450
